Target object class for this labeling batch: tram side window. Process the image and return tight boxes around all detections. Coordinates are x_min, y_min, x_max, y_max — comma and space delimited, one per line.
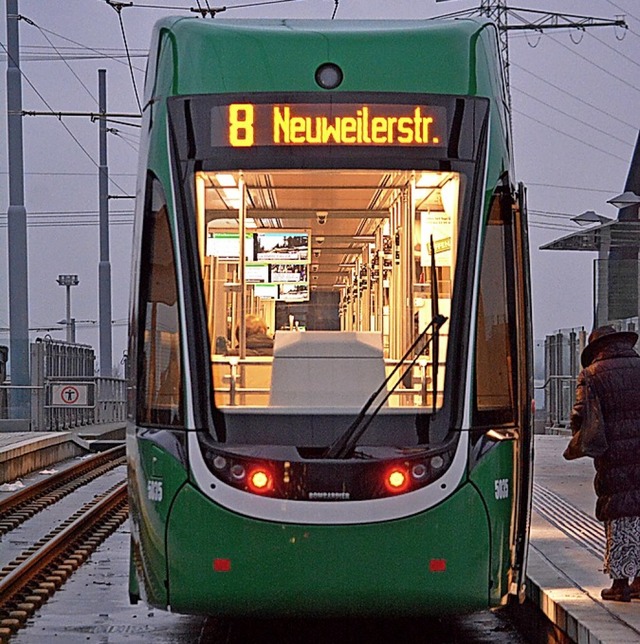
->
136, 174, 184, 427
474, 189, 517, 426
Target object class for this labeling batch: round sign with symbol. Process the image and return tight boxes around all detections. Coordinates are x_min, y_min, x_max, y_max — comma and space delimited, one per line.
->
51, 383, 89, 407
60, 385, 80, 404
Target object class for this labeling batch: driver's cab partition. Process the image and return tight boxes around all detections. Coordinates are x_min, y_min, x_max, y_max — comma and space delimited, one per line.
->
269, 331, 387, 408
212, 330, 437, 409
212, 354, 273, 406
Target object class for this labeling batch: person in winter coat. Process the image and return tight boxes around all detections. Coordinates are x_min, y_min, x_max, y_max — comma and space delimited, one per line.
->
569, 325, 640, 602
228, 314, 274, 356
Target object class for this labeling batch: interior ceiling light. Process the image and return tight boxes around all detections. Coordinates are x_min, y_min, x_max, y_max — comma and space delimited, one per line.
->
215, 173, 236, 187
416, 171, 445, 188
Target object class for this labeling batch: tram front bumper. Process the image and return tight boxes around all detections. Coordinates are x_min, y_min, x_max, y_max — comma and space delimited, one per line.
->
165, 482, 491, 617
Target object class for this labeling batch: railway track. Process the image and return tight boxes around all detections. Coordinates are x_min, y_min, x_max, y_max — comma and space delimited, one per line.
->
0, 447, 129, 642
0, 445, 125, 536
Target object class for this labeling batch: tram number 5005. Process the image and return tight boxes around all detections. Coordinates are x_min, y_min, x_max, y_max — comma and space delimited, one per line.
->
494, 478, 509, 500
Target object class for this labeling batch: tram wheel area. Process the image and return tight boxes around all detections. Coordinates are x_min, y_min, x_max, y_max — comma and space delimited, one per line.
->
199, 609, 535, 644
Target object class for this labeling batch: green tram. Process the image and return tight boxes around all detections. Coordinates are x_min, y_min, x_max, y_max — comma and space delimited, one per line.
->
127, 17, 534, 616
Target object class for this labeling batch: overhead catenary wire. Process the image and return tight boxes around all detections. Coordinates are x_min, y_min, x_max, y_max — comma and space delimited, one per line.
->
529, 222, 585, 232
542, 30, 640, 95
605, 0, 640, 25
586, 28, 640, 70
431, 3, 636, 177
513, 108, 630, 164
20, 110, 141, 126
0, 220, 134, 228
0, 41, 131, 197
529, 209, 579, 219
5, 11, 638, 214
526, 182, 621, 195
0, 214, 135, 228
512, 86, 634, 149
510, 62, 638, 133
106, 1, 143, 114
112, 0, 307, 13
0, 43, 148, 63
21, 16, 96, 102
17, 18, 146, 72
504, 14, 640, 159
109, 128, 140, 153
0, 170, 137, 177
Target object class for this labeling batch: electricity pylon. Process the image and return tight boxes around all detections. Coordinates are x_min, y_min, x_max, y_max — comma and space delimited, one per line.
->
476, 1, 627, 91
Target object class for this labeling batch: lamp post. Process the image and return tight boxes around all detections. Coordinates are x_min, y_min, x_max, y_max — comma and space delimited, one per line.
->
56, 274, 79, 343
607, 191, 640, 212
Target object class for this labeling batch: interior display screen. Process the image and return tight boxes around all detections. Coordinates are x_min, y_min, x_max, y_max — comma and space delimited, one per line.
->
206, 232, 255, 260
270, 264, 308, 283
245, 263, 270, 283
253, 283, 279, 299
255, 231, 309, 263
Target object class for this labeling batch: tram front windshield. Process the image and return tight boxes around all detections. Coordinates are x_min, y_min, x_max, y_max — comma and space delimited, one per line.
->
167, 94, 486, 449
197, 167, 464, 444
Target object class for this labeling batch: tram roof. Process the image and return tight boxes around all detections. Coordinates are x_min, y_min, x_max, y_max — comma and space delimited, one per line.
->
149, 16, 504, 99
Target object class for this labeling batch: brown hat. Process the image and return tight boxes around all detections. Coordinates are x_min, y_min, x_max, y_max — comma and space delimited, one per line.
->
581, 325, 639, 367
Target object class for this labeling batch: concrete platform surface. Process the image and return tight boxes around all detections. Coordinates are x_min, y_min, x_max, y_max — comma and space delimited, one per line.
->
0, 423, 125, 483
530, 435, 640, 643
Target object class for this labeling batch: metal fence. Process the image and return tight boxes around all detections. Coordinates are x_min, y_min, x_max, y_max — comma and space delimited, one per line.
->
1, 337, 126, 431
94, 377, 127, 425
543, 328, 585, 430
543, 319, 639, 431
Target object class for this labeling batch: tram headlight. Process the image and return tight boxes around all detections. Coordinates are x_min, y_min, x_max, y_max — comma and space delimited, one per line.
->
213, 455, 227, 470
230, 464, 246, 480
411, 463, 427, 480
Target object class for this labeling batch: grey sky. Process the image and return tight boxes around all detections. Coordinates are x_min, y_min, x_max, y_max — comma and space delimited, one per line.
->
1, 0, 638, 373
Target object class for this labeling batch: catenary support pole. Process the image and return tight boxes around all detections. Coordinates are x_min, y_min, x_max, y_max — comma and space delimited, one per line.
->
98, 69, 113, 377
6, 0, 30, 420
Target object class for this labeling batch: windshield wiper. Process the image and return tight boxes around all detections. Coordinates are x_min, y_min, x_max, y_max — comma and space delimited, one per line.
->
324, 233, 446, 460
323, 312, 448, 459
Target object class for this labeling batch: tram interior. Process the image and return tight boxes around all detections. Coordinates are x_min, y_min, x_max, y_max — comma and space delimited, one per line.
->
195, 169, 462, 413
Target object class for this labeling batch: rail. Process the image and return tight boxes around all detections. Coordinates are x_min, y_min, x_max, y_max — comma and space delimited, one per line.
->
0, 445, 126, 530
0, 483, 128, 614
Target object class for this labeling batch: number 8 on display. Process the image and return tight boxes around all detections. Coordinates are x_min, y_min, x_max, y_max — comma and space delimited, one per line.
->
229, 104, 255, 147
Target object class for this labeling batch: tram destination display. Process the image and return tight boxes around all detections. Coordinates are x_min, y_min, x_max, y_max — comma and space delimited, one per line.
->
211, 102, 448, 148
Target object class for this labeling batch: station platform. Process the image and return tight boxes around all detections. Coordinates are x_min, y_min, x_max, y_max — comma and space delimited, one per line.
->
528, 435, 640, 643
0, 423, 125, 484
1, 430, 639, 641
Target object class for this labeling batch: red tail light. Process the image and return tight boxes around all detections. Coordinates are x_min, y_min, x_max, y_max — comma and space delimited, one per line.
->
247, 467, 274, 494
213, 558, 231, 572
429, 559, 447, 572
385, 466, 409, 493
